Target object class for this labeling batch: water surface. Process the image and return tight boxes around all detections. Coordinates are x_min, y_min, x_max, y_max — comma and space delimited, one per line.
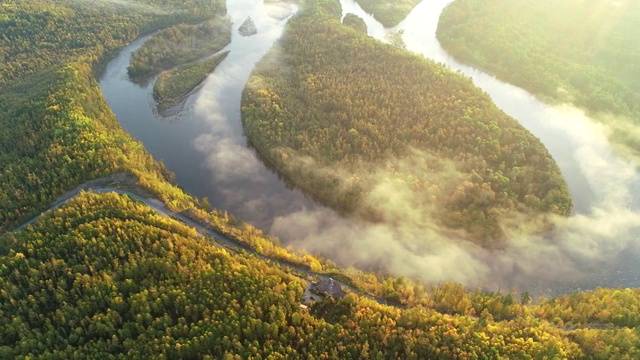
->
100, 0, 319, 231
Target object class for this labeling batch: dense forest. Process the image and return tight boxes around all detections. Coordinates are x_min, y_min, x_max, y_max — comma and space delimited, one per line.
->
355, 0, 422, 27
437, 0, 640, 159
128, 16, 231, 82
0, 62, 190, 231
0, 0, 224, 86
1, 0, 639, 357
342, 13, 368, 33
0, 0, 225, 232
243, 0, 571, 245
153, 51, 229, 111
2, 192, 639, 359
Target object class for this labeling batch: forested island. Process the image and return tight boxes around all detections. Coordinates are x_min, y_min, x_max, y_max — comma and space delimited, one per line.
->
437, 0, 640, 159
243, 0, 571, 246
153, 51, 229, 111
128, 16, 231, 82
1, 0, 639, 357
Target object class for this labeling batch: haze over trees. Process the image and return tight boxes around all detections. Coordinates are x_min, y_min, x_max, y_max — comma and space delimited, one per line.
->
342, 13, 368, 33
355, 0, 422, 27
437, 0, 640, 159
243, 0, 572, 246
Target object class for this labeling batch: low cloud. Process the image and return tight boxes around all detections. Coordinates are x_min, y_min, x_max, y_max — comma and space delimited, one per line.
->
270, 105, 640, 295
190, 9, 311, 229
192, 61, 265, 183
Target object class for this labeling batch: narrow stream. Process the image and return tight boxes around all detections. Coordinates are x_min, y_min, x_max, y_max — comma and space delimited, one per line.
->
100, 0, 640, 294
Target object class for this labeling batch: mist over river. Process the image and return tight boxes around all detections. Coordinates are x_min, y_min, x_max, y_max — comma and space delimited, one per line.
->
100, 0, 640, 295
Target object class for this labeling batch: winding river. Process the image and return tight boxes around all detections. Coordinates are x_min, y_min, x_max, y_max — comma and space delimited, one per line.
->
100, 0, 639, 294
100, 0, 320, 232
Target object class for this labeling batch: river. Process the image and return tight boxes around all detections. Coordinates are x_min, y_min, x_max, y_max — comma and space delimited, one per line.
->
100, 0, 639, 294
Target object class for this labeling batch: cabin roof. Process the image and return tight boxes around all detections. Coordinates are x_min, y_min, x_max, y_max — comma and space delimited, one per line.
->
311, 278, 346, 298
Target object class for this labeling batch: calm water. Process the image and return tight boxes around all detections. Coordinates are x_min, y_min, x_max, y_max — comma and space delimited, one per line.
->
100, 0, 640, 293
100, 0, 319, 231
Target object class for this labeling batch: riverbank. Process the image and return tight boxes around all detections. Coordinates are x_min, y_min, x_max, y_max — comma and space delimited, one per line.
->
436, 0, 640, 163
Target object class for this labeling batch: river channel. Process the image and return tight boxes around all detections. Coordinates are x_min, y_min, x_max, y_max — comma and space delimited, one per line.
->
100, 0, 320, 232
100, 0, 639, 294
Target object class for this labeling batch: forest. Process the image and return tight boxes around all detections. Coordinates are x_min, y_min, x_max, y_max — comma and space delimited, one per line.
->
128, 16, 231, 82
242, 0, 571, 246
342, 13, 367, 34
0, 0, 639, 357
0, 0, 226, 233
0, 0, 224, 86
354, 0, 422, 27
437, 0, 640, 159
1, 191, 639, 359
153, 51, 229, 111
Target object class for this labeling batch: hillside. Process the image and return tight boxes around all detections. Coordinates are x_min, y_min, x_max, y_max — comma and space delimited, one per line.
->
355, 0, 422, 27
0, 0, 224, 232
437, 0, 640, 159
0, 0, 224, 87
2, 191, 639, 358
242, 0, 571, 246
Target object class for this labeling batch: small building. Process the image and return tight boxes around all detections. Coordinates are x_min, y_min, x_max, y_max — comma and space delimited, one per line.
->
310, 278, 346, 299
301, 278, 348, 305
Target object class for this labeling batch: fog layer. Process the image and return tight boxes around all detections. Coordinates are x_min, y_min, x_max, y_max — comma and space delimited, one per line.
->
188, 0, 640, 294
